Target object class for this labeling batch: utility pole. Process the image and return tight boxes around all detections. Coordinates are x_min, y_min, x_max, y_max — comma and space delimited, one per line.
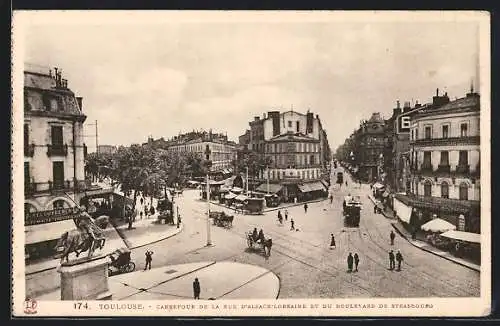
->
95, 120, 99, 157
204, 145, 212, 247
246, 166, 249, 194
266, 165, 270, 194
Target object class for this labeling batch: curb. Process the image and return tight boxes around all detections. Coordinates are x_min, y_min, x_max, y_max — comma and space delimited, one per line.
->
366, 194, 396, 220
26, 223, 183, 276
390, 223, 480, 272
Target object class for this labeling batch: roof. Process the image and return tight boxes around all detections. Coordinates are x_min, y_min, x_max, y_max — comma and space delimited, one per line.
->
268, 132, 319, 142
415, 95, 479, 118
368, 112, 384, 123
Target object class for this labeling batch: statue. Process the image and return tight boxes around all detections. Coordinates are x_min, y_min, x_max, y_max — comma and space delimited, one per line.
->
55, 208, 106, 263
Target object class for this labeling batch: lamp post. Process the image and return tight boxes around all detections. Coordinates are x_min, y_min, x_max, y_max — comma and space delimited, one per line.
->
266, 165, 270, 195
204, 145, 212, 247
245, 166, 249, 194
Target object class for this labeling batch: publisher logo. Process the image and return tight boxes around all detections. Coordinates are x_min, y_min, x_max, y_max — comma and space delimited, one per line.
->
24, 297, 37, 314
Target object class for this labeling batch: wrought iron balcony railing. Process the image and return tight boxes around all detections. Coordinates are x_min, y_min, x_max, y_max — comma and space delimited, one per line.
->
47, 144, 68, 156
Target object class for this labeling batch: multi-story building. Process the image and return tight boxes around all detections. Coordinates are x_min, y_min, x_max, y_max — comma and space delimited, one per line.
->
401, 88, 481, 233
97, 145, 117, 155
355, 113, 388, 182
24, 67, 90, 258
167, 130, 237, 175
239, 110, 330, 202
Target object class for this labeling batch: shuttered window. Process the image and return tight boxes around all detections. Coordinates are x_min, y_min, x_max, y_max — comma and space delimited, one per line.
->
51, 126, 63, 146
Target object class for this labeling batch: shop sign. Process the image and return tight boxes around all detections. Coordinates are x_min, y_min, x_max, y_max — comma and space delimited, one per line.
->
25, 207, 79, 226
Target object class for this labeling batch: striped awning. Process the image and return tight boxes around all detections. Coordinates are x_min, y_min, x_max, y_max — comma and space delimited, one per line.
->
298, 181, 326, 193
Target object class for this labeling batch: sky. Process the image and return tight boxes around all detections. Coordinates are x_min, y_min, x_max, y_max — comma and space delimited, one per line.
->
18, 12, 481, 151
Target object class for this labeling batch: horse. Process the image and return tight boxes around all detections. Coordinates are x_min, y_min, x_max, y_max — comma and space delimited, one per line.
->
55, 229, 106, 263
263, 238, 273, 258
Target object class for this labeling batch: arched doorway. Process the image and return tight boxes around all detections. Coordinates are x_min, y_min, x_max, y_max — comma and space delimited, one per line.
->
459, 182, 469, 200
441, 181, 449, 199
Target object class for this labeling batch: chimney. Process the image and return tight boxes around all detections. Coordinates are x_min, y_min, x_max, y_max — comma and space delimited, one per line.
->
397, 100, 400, 109
76, 97, 83, 110
254, 116, 260, 121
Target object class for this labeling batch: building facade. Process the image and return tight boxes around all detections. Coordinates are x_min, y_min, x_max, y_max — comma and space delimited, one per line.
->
97, 145, 117, 155
355, 113, 387, 182
167, 131, 237, 173
407, 89, 480, 232
24, 68, 89, 256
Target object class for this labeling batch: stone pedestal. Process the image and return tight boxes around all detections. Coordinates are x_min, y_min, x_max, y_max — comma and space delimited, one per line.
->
58, 255, 112, 300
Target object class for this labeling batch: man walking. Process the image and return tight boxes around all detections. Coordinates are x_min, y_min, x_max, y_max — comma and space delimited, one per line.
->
353, 253, 360, 272
396, 250, 404, 271
389, 250, 395, 270
277, 210, 282, 222
390, 230, 396, 245
193, 278, 201, 299
285, 210, 288, 221
347, 253, 354, 272
304, 203, 308, 214
144, 250, 153, 270
330, 195, 333, 204
290, 218, 295, 231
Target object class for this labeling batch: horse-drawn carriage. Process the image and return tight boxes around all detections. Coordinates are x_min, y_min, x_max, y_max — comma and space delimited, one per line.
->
108, 247, 135, 276
343, 195, 361, 227
210, 211, 234, 228
246, 230, 272, 257
157, 198, 174, 224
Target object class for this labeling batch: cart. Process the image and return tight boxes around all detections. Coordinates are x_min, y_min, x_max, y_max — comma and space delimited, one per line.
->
210, 211, 234, 228
108, 247, 136, 276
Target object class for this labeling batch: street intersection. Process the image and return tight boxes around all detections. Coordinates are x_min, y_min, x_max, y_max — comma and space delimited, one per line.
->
29, 169, 480, 299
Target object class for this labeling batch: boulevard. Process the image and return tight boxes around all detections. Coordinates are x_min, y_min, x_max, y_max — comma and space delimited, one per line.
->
29, 167, 480, 299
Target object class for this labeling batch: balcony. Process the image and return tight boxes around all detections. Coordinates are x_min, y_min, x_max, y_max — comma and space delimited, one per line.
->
436, 165, 451, 173
419, 165, 433, 173
456, 164, 470, 174
411, 136, 480, 147
47, 144, 68, 157
24, 180, 87, 196
24, 143, 35, 157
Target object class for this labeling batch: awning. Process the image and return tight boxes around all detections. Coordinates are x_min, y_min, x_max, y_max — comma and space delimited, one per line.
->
373, 182, 385, 189
25, 219, 76, 245
421, 218, 456, 233
255, 183, 283, 194
298, 181, 325, 193
393, 198, 412, 223
235, 194, 248, 201
225, 193, 237, 200
440, 230, 480, 244
394, 194, 480, 216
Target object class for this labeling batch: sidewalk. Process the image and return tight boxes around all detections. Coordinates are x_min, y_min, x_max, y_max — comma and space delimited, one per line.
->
36, 261, 280, 301
113, 217, 183, 249
366, 193, 480, 272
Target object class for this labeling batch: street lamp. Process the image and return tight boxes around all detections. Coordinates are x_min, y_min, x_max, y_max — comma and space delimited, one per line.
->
204, 145, 212, 247
266, 165, 270, 195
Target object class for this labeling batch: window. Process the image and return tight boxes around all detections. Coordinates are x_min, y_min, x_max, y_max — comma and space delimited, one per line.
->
52, 161, 64, 189
441, 182, 449, 199
288, 121, 292, 128
310, 155, 315, 165
306, 170, 310, 179
458, 151, 468, 166
51, 125, 63, 146
460, 123, 468, 137
423, 151, 432, 169
459, 183, 469, 200
424, 180, 432, 197
24, 162, 30, 187
296, 121, 300, 132
424, 126, 432, 139
415, 129, 419, 140
442, 125, 449, 138
440, 151, 449, 166
24, 124, 29, 146
53, 200, 67, 209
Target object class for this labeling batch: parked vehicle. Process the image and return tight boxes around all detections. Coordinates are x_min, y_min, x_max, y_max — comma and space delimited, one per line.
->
108, 247, 135, 276
343, 195, 361, 227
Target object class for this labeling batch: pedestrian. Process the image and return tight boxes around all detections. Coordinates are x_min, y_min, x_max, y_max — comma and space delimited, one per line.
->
373, 204, 378, 214
347, 252, 354, 272
285, 210, 288, 221
345, 180, 348, 187
396, 250, 404, 271
140, 197, 144, 206
145, 206, 149, 217
140, 211, 143, 220
150, 205, 155, 216
354, 253, 360, 272
277, 210, 282, 222
389, 250, 395, 270
330, 234, 336, 249
390, 230, 395, 245
193, 278, 201, 299
359, 180, 362, 188
177, 214, 182, 228
304, 203, 308, 213
290, 219, 295, 231
144, 250, 153, 270
330, 195, 333, 204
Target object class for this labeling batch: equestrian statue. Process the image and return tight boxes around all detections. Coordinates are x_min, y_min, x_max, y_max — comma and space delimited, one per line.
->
55, 207, 107, 263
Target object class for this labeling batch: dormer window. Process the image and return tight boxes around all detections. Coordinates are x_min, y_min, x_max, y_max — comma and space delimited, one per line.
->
50, 98, 58, 111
